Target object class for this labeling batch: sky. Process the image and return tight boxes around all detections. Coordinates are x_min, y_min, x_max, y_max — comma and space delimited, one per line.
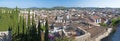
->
0, 0, 120, 8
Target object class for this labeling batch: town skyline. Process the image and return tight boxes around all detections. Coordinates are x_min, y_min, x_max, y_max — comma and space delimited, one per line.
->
1, 0, 120, 8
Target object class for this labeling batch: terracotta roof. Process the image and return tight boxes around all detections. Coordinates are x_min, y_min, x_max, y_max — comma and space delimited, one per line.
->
85, 17, 94, 23
54, 23, 63, 27
91, 15, 101, 19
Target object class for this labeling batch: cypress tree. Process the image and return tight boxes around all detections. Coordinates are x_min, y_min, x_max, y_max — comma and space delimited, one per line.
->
30, 13, 37, 41
44, 20, 49, 41
18, 23, 20, 36
38, 20, 41, 41
22, 17, 25, 41
28, 10, 30, 29
27, 10, 30, 40
8, 26, 12, 41
32, 13, 35, 25
22, 18, 25, 35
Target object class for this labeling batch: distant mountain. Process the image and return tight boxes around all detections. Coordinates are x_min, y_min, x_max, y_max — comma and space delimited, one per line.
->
27, 7, 40, 9
0, 7, 10, 9
0, 6, 116, 10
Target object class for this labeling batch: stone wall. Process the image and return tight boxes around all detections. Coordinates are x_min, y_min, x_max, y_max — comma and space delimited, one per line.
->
74, 27, 112, 41
75, 33, 91, 41
95, 28, 112, 41
75, 27, 91, 41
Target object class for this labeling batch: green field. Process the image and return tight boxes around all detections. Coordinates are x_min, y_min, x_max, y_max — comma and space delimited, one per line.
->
0, 8, 18, 31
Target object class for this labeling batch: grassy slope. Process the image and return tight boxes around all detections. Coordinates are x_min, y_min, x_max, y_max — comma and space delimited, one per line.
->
0, 9, 18, 31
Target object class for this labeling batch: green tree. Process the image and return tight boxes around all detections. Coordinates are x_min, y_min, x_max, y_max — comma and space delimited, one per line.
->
99, 23, 108, 27
22, 18, 25, 35
38, 20, 41, 41
28, 10, 30, 29
111, 18, 120, 27
17, 24, 20, 36
26, 10, 30, 40
44, 20, 49, 41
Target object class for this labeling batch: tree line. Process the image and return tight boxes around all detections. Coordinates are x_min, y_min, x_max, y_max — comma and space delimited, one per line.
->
9, 7, 49, 41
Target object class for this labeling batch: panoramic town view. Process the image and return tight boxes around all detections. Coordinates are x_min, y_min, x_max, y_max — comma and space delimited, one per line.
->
0, 0, 120, 41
